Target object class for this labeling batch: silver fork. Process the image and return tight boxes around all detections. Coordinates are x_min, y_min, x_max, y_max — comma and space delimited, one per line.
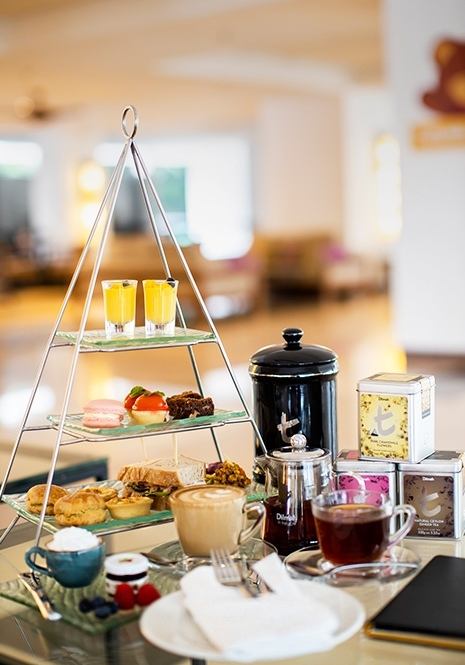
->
210, 549, 260, 597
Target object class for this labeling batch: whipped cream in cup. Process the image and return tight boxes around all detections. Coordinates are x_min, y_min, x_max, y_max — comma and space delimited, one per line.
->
25, 528, 105, 588
48, 527, 100, 552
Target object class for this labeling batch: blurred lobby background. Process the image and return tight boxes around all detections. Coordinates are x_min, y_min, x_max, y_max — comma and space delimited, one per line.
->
1, 0, 465, 521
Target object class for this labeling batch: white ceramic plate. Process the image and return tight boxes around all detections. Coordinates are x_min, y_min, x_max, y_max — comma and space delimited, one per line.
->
139, 580, 365, 662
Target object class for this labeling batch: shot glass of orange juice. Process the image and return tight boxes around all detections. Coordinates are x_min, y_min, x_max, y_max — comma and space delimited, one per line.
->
101, 280, 137, 338
143, 278, 178, 335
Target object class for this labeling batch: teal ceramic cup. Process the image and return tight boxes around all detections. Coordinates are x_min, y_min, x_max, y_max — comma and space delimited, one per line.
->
25, 539, 105, 588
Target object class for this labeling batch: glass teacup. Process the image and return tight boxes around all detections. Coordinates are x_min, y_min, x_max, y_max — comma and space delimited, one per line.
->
312, 489, 416, 566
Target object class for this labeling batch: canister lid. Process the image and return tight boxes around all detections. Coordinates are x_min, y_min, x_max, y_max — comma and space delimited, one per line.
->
268, 444, 332, 467
249, 328, 338, 378
357, 373, 435, 395
398, 450, 463, 473
336, 449, 396, 472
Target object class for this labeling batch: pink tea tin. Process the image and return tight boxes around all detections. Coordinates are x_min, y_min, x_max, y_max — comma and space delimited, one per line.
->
335, 449, 397, 505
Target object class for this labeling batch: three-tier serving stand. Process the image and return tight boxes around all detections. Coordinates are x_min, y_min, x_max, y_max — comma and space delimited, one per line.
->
0, 106, 267, 550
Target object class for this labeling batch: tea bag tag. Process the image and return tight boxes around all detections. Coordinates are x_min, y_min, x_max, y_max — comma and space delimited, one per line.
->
290, 434, 307, 450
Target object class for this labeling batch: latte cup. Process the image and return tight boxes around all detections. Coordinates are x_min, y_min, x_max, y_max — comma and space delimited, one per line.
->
170, 485, 265, 557
25, 539, 105, 588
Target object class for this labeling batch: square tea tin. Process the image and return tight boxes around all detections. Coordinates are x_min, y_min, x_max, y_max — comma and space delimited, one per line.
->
398, 450, 464, 539
358, 373, 435, 463
335, 449, 396, 505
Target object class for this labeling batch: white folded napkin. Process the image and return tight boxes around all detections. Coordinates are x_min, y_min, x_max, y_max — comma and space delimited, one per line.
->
180, 553, 340, 662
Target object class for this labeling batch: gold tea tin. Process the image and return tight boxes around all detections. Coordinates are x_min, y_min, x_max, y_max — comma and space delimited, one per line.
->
357, 373, 435, 463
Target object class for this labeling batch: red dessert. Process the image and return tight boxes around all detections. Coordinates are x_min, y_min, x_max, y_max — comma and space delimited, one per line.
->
131, 392, 169, 425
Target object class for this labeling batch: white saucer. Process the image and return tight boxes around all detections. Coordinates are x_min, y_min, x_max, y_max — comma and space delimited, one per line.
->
139, 580, 365, 662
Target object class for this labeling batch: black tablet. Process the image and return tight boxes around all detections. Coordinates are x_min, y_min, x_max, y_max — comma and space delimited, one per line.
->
365, 555, 465, 651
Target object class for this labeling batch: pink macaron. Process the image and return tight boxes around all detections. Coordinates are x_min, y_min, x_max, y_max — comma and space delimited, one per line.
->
82, 399, 126, 429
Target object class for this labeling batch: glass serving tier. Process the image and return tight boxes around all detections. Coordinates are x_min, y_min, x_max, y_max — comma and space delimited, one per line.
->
55, 326, 216, 351
47, 409, 249, 442
0, 567, 178, 635
0, 536, 272, 635
1, 480, 267, 537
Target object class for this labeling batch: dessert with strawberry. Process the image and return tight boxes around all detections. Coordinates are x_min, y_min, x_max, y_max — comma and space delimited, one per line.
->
123, 386, 149, 411
131, 391, 169, 425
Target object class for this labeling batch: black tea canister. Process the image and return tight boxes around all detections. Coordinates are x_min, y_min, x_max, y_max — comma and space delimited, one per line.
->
249, 328, 338, 460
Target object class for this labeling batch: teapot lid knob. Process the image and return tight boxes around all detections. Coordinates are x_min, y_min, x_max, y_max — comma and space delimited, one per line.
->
290, 433, 307, 450
282, 327, 303, 349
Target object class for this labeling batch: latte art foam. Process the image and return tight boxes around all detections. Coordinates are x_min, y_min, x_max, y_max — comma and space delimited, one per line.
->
170, 483, 263, 557
176, 485, 243, 505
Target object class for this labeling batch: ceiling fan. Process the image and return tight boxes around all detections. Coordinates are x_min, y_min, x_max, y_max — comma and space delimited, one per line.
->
0, 87, 77, 123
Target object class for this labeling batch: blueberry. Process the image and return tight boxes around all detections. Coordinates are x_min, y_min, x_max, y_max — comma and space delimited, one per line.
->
107, 601, 118, 614
91, 596, 106, 608
79, 598, 93, 613
94, 605, 112, 619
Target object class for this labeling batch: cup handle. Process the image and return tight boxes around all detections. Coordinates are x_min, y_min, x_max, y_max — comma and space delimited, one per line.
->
388, 505, 416, 548
24, 546, 51, 577
238, 501, 265, 545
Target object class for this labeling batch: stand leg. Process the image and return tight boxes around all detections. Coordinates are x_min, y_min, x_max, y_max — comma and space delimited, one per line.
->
131, 144, 224, 462
33, 141, 130, 547
0, 144, 132, 501
0, 515, 20, 548
131, 142, 267, 455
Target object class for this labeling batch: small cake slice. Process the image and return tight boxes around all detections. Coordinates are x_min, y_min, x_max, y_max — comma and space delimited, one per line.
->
166, 391, 214, 419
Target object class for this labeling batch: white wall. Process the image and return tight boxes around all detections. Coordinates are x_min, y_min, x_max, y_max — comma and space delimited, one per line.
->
22, 93, 345, 259
29, 118, 103, 254
255, 96, 342, 237
95, 135, 253, 260
28, 125, 74, 256
385, 0, 465, 354
342, 86, 394, 257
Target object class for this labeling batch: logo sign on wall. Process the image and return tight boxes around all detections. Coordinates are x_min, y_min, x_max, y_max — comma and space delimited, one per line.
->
412, 38, 465, 150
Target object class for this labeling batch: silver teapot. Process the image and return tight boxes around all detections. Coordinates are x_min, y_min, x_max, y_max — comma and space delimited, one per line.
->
258, 434, 334, 555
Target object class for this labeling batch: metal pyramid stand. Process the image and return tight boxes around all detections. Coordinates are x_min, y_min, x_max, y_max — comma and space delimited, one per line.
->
0, 106, 267, 550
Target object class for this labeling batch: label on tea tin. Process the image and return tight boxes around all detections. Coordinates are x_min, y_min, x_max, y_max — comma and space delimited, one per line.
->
359, 392, 409, 460
338, 473, 390, 504
403, 474, 455, 537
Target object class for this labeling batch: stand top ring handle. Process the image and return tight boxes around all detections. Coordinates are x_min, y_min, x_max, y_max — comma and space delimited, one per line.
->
122, 105, 139, 139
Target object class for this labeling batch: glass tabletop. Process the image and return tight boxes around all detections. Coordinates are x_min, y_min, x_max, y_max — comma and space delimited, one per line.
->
0, 522, 187, 665
2, 522, 465, 665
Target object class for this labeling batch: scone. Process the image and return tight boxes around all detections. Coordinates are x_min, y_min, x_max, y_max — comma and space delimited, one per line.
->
79, 486, 118, 503
106, 496, 152, 519
54, 491, 107, 526
26, 484, 69, 515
